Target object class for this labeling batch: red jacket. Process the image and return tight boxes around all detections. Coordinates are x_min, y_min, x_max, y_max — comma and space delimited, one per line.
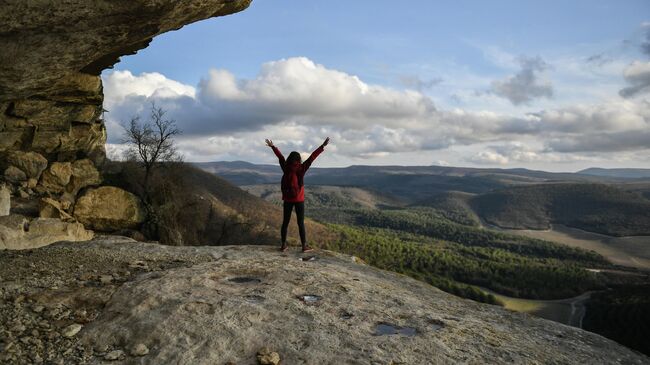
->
272, 145, 324, 202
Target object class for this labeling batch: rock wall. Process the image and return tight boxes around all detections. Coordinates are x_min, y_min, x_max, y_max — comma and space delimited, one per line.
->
0, 0, 252, 243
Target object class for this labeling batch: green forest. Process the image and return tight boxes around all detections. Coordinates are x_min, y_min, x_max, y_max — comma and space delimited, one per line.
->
324, 224, 606, 300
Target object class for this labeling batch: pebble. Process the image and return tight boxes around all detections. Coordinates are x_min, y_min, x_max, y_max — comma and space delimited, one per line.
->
62, 324, 82, 338
99, 275, 113, 284
32, 305, 45, 313
11, 323, 26, 333
256, 347, 280, 365
130, 343, 149, 356
104, 350, 125, 361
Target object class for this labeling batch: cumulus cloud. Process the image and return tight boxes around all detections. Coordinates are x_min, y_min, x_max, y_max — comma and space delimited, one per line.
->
468, 150, 509, 165
468, 142, 592, 166
491, 56, 553, 105
102, 56, 650, 166
546, 129, 650, 153
619, 61, 650, 98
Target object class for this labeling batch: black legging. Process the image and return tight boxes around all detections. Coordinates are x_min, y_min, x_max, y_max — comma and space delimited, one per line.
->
281, 201, 306, 245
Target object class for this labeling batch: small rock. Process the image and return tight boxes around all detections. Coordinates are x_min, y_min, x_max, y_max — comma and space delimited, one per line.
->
18, 188, 30, 198
130, 343, 149, 356
32, 305, 45, 313
99, 275, 113, 284
256, 347, 280, 365
4, 165, 27, 182
129, 260, 148, 269
11, 323, 26, 333
62, 323, 82, 338
94, 343, 109, 353
104, 350, 125, 361
73, 309, 87, 321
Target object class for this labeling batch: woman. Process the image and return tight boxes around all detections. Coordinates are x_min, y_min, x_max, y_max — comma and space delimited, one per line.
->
265, 137, 330, 252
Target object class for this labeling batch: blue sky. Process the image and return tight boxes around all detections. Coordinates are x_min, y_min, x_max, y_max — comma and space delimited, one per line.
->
103, 0, 650, 170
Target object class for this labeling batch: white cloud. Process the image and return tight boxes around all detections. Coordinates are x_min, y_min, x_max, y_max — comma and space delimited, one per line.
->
103, 70, 195, 108
102, 57, 650, 167
619, 61, 650, 98
469, 150, 509, 165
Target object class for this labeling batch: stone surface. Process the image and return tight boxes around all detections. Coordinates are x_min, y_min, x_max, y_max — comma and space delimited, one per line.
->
5, 151, 48, 179
73, 186, 145, 231
67, 242, 646, 365
1, 238, 648, 364
0, 183, 9, 216
0, 215, 93, 250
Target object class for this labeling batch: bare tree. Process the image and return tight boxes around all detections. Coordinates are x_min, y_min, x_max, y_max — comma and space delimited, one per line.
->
122, 102, 182, 195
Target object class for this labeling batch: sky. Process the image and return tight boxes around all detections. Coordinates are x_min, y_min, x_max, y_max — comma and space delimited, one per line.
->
102, 0, 650, 171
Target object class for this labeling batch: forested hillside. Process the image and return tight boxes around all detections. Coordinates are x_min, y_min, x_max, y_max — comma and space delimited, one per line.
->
472, 183, 650, 236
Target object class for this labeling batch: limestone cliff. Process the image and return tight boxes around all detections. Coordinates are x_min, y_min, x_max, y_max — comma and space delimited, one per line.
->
0, 0, 252, 246
0, 239, 647, 364
1, 0, 250, 164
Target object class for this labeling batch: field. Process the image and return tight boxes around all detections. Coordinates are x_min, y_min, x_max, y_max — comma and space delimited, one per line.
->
491, 224, 650, 270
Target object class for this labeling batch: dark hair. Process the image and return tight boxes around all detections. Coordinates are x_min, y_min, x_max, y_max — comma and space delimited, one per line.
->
287, 151, 302, 164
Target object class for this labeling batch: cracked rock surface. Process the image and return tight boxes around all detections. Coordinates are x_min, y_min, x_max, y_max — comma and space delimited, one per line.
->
1, 237, 648, 364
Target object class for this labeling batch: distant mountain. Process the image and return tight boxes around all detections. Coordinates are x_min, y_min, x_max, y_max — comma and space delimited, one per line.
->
196, 161, 650, 236
194, 161, 630, 203
578, 168, 650, 179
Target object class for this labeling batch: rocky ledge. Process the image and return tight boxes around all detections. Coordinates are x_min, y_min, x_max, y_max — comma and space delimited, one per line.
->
0, 238, 647, 364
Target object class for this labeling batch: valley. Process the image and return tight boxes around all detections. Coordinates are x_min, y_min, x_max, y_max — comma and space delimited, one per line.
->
203, 162, 650, 355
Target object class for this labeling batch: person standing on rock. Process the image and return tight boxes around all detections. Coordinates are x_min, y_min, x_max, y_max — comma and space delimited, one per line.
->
265, 137, 330, 253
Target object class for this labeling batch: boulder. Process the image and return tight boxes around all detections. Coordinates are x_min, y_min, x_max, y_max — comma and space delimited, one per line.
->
73, 186, 145, 231
5, 151, 48, 179
39, 197, 73, 221
38, 162, 72, 193
0, 214, 93, 250
0, 183, 9, 216
4, 165, 26, 183
66, 159, 101, 196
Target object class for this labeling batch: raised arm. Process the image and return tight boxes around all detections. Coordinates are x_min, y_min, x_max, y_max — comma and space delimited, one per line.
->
303, 137, 329, 172
266, 139, 285, 170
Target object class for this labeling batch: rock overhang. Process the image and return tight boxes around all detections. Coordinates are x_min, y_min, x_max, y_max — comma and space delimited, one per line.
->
0, 0, 253, 245
0, 0, 252, 100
